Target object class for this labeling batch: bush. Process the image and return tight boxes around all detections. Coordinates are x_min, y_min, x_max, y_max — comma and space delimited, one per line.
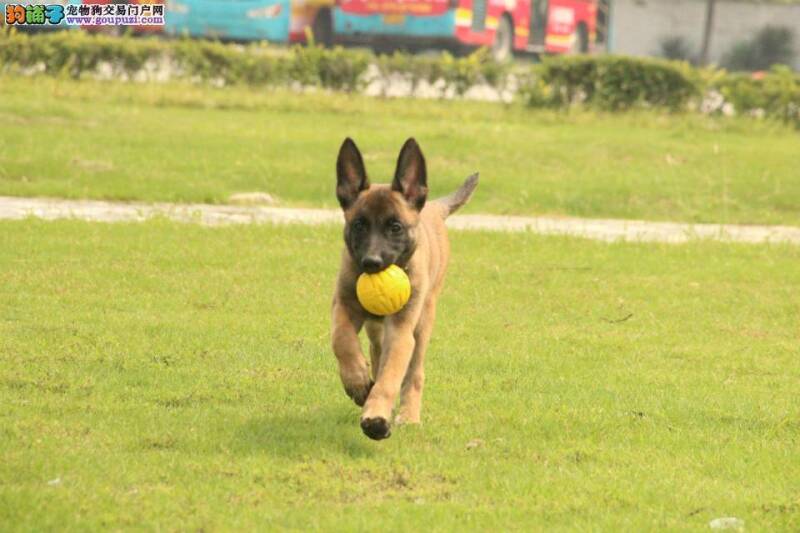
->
0, 28, 166, 78
0, 28, 506, 96
526, 55, 700, 111
722, 25, 795, 72
0, 28, 797, 128
714, 65, 800, 127
372, 48, 509, 97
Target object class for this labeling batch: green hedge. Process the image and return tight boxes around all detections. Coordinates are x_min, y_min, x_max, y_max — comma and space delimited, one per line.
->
0, 28, 508, 94
0, 28, 370, 90
522, 55, 701, 111
1, 28, 798, 127
374, 47, 509, 96
713, 65, 800, 127
523, 55, 798, 127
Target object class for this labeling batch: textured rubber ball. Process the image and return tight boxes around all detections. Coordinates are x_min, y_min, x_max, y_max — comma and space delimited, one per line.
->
356, 264, 411, 316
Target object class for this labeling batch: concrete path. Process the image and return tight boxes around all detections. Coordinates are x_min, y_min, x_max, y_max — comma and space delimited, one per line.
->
1, 196, 799, 245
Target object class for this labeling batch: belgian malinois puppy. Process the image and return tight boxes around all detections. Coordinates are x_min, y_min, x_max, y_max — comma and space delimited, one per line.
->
331, 137, 478, 440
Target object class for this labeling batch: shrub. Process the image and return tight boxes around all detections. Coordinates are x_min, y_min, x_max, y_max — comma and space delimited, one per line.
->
289, 45, 370, 91
714, 65, 800, 127
0, 29, 507, 96
0, 28, 797, 128
528, 55, 700, 111
372, 48, 509, 97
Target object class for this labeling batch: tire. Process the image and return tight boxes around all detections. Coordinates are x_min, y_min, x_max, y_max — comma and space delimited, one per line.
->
491, 15, 513, 62
312, 9, 333, 48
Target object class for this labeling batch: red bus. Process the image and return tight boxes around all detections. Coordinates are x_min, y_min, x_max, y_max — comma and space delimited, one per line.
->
333, 0, 597, 60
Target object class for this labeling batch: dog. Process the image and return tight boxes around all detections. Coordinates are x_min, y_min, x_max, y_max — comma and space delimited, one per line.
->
331, 137, 478, 440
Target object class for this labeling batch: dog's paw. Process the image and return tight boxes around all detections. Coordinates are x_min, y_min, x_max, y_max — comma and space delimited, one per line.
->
344, 378, 374, 407
340, 363, 373, 407
360, 416, 391, 440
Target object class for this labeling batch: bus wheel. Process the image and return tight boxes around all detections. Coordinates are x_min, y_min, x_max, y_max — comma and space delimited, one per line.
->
312, 9, 333, 48
491, 15, 513, 62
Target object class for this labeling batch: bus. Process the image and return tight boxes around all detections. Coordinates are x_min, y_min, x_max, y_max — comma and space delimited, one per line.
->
332, 0, 597, 60
162, 0, 335, 44
164, 0, 292, 42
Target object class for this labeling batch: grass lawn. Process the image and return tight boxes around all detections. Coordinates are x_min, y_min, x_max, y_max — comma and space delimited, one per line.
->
1, 219, 798, 530
1, 75, 799, 225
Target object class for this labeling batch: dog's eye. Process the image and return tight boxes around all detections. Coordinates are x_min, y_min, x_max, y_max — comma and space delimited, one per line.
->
388, 221, 403, 235
352, 219, 367, 232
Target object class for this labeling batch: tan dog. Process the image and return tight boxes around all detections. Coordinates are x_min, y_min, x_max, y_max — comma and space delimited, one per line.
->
331, 137, 478, 440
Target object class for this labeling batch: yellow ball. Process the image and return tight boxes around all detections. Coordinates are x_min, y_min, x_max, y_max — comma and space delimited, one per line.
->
356, 264, 411, 316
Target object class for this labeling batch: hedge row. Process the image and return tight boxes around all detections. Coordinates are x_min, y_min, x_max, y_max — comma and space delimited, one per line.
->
714, 65, 800, 125
1, 28, 798, 126
522, 55, 798, 127
520, 55, 700, 111
0, 29, 508, 95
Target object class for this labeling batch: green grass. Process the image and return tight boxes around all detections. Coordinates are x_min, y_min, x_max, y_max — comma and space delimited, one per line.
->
2, 219, 798, 530
1, 75, 799, 225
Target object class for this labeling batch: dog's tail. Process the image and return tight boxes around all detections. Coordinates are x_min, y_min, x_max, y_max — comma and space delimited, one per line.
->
435, 173, 479, 218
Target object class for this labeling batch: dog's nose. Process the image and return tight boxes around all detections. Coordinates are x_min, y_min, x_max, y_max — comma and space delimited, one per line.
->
361, 256, 384, 273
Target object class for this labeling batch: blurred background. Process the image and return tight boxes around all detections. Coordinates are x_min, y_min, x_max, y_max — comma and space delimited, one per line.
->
12, 0, 800, 71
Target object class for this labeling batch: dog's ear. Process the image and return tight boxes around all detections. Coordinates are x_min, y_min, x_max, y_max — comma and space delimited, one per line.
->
392, 138, 428, 211
336, 138, 369, 210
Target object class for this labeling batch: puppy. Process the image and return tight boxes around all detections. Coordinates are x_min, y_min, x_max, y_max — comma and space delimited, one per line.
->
331, 137, 478, 440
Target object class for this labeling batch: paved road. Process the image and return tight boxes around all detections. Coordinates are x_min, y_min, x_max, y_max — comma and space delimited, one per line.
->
2, 196, 799, 245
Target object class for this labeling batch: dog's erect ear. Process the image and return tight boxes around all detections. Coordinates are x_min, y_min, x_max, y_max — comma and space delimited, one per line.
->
336, 138, 369, 210
392, 138, 428, 211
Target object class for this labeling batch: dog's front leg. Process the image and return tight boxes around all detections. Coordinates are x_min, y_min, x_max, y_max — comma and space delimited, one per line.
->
360, 314, 419, 440
331, 301, 372, 407
396, 298, 437, 425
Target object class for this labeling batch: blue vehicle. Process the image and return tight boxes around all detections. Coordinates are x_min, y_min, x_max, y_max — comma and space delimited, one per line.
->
164, 0, 291, 42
